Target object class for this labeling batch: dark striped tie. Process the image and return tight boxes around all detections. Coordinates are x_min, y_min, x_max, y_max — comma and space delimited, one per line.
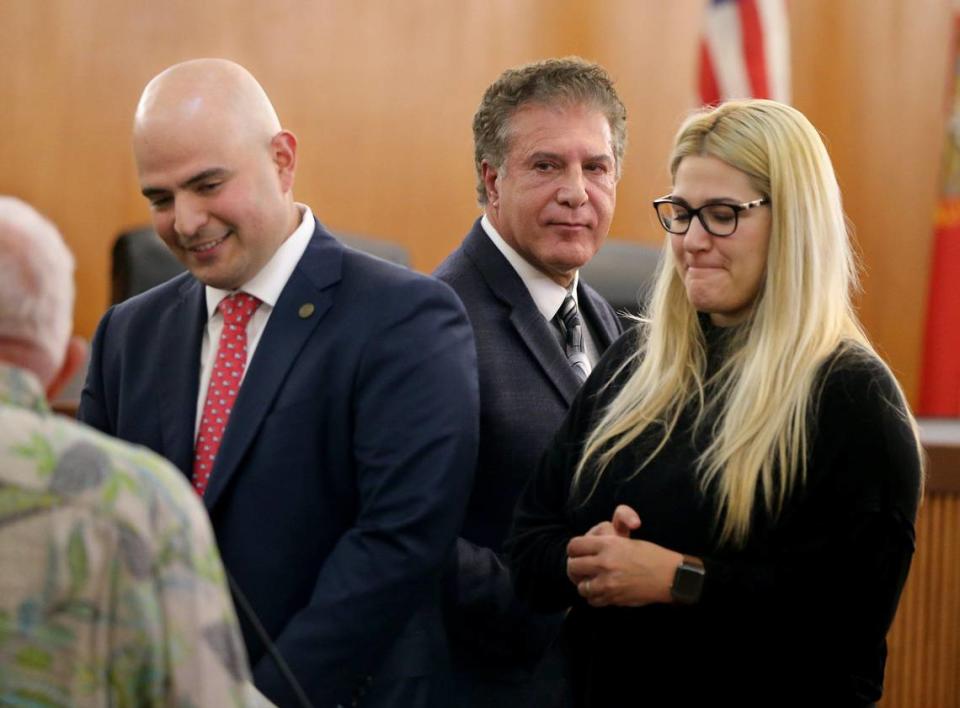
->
556, 294, 589, 383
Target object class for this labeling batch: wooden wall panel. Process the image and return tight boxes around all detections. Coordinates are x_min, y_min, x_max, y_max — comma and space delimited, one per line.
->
882, 493, 960, 707
789, 0, 953, 405
0, 0, 705, 342
2, 0, 952, 408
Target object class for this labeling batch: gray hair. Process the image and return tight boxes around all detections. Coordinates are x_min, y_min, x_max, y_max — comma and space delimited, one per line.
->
0, 197, 75, 367
472, 56, 628, 205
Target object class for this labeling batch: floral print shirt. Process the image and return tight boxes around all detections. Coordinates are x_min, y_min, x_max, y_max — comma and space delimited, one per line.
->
0, 364, 269, 707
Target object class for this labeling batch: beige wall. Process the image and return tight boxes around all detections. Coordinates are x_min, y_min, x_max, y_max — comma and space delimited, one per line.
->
0, 0, 951, 403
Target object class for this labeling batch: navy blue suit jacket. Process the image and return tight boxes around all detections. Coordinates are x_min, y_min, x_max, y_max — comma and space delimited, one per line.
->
79, 221, 479, 707
433, 220, 621, 686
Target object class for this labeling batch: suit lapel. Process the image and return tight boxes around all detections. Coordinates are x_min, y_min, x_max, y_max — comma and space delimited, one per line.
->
463, 221, 582, 405
202, 225, 343, 510
158, 277, 207, 478
578, 282, 622, 350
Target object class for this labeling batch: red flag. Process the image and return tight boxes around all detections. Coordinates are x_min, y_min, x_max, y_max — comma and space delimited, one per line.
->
919, 13, 960, 415
699, 0, 790, 105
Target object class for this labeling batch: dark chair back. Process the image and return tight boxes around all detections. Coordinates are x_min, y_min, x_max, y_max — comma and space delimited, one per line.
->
580, 238, 663, 326
338, 233, 411, 268
111, 227, 185, 304
111, 226, 410, 304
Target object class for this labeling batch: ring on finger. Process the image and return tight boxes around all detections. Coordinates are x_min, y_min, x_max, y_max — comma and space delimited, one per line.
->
584, 579, 591, 596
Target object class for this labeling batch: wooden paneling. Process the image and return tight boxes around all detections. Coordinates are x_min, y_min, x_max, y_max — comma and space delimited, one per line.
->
882, 492, 960, 708
0, 0, 701, 342
1, 0, 952, 408
790, 0, 953, 405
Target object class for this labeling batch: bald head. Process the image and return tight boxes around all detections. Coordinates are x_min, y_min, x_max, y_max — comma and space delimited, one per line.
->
134, 59, 281, 145
0, 197, 75, 385
132, 59, 299, 291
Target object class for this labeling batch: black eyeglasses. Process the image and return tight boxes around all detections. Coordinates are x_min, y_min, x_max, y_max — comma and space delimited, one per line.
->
652, 197, 770, 237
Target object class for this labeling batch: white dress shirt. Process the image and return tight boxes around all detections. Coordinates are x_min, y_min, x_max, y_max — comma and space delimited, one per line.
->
194, 204, 316, 438
480, 214, 601, 370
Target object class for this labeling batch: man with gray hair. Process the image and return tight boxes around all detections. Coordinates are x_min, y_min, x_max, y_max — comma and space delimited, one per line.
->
0, 197, 263, 706
434, 57, 625, 705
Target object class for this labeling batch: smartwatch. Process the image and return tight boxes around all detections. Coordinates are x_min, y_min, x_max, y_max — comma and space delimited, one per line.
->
670, 556, 705, 604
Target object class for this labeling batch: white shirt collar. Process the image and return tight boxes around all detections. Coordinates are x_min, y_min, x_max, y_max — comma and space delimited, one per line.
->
204, 203, 316, 317
480, 214, 579, 321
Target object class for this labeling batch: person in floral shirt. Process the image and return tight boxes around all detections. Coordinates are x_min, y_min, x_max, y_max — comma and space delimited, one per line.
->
0, 196, 269, 707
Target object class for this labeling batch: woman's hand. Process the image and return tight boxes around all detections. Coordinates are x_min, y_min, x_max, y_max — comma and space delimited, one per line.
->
566, 504, 639, 585
566, 504, 683, 607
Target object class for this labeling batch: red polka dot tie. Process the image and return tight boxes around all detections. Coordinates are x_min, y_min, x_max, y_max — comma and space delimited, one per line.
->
192, 292, 261, 496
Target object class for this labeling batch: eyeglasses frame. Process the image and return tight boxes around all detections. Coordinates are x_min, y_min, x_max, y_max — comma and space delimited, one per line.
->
652, 196, 771, 237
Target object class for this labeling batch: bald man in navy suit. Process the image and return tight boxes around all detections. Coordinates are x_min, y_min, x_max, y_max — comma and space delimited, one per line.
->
80, 58, 478, 708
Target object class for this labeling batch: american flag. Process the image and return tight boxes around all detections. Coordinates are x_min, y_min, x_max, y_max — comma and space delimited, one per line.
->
699, 0, 791, 105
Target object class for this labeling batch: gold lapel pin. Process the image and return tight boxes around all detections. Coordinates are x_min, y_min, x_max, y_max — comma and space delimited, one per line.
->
298, 303, 315, 319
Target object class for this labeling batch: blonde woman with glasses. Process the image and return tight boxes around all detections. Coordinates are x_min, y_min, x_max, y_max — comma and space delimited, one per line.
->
507, 99, 922, 707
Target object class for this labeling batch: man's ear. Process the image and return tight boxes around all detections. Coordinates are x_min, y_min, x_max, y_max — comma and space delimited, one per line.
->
481, 160, 501, 209
271, 130, 298, 192
46, 335, 87, 401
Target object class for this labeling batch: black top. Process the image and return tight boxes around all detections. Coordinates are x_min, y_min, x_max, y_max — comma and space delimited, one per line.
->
506, 325, 922, 707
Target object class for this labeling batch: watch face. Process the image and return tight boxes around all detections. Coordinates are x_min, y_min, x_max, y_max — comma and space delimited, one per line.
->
672, 560, 705, 604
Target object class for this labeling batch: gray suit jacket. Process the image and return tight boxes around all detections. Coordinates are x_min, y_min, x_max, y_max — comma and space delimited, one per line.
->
434, 219, 622, 688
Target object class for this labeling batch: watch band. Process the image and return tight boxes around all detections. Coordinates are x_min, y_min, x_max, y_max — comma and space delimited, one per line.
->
670, 555, 706, 604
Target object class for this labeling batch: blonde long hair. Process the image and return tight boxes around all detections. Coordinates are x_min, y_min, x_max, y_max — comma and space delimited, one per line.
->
573, 99, 917, 547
